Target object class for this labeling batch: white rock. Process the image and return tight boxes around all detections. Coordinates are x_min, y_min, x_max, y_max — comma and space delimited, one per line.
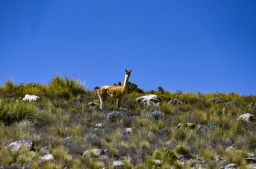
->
125, 128, 132, 135
40, 154, 54, 161
225, 163, 238, 169
5, 140, 33, 151
82, 149, 105, 158
136, 94, 161, 106
237, 113, 256, 122
22, 94, 40, 102
113, 161, 124, 169
95, 123, 103, 128
176, 123, 197, 129
152, 159, 161, 165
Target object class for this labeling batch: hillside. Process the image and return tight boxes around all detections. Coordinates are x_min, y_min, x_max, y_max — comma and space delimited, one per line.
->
0, 77, 256, 169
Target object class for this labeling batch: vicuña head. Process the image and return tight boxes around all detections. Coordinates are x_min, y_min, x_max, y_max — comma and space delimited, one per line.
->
95, 69, 132, 110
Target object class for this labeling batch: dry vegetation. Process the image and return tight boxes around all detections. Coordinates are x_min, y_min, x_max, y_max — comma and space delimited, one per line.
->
0, 77, 256, 169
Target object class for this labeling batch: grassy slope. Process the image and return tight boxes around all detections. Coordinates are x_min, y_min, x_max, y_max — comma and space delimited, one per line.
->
0, 78, 255, 169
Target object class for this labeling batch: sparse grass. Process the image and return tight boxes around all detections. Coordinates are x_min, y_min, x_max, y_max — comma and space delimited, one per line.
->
0, 79, 256, 168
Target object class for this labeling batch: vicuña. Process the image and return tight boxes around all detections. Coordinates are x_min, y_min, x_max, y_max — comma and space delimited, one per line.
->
94, 69, 132, 110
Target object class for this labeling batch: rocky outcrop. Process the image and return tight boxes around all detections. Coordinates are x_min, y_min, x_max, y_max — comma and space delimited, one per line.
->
136, 94, 161, 106
113, 161, 124, 169
5, 140, 33, 151
40, 153, 54, 161
224, 163, 238, 169
22, 94, 40, 102
237, 113, 256, 122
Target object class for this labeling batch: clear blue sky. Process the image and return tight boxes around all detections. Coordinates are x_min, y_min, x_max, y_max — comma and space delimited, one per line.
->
1, 1, 256, 95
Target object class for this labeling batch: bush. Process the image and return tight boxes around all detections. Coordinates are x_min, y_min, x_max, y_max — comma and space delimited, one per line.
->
175, 144, 190, 156
107, 111, 122, 122
0, 99, 39, 125
146, 111, 164, 120
48, 76, 85, 99
148, 149, 177, 168
160, 102, 173, 114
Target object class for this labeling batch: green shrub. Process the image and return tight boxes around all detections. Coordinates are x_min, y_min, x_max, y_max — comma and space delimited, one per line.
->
146, 111, 164, 120
148, 148, 177, 167
200, 149, 215, 160
175, 144, 190, 156
48, 76, 85, 99
0, 99, 39, 125
107, 111, 122, 122
160, 102, 173, 114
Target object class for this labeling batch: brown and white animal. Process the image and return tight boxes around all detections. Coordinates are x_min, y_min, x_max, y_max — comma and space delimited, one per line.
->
94, 69, 132, 110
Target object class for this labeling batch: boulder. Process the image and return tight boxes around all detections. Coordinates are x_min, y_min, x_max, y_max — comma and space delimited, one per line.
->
152, 159, 161, 166
113, 161, 124, 169
22, 94, 40, 102
125, 128, 132, 135
136, 94, 161, 106
40, 153, 54, 161
95, 123, 103, 128
225, 163, 238, 169
176, 123, 197, 129
6, 140, 33, 151
237, 113, 256, 122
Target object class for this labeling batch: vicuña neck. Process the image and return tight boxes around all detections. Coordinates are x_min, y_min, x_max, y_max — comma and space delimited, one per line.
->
123, 74, 130, 88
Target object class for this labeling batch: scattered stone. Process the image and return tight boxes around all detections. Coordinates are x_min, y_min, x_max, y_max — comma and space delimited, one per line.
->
136, 94, 161, 106
82, 149, 108, 158
176, 123, 218, 132
5, 140, 33, 151
198, 124, 218, 132
244, 157, 256, 163
85, 133, 97, 140
64, 136, 72, 142
113, 161, 124, 169
22, 94, 40, 102
95, 123, 103, 128
237, 113, 256, 122
125, 128, 132, 135
225, 146, 236, 153
40, 153, 54, 161
224, 163, 238, 169
176, 123, 196, 129
248, 152, 255, 157
152, 159, 161, 166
